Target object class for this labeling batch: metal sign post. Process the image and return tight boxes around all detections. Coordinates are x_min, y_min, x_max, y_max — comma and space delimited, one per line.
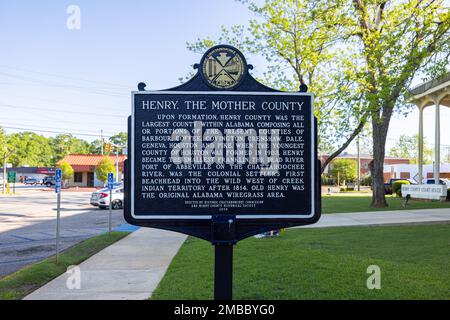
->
124, 45, 321, 300
108, 172, 114, 234
55, 169, 62, 264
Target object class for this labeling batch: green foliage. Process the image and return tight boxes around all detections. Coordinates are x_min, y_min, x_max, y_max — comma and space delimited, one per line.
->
7, 132, 52, 167
58, 161, 74, 182
360, 175, 372, 187
322, 195, 450, 214
389, 134, 433, 164
321, 175, 334, 186
95, 157, 115, 183
152, 224, 450, 299
109, 132, 127, 154
0, 232, 129, 300
328, 159, 357, 184
49, 134, 90, 164
0, 127, 126, 167
89, 139, 103, 154
392, 180, 410, 197
187, 0, 365, 157
186, 0, 450, 207
0, 127, 7, 151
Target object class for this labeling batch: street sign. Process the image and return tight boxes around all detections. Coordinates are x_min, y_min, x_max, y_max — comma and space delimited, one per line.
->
54, 168, 62, 263
7, 171, 16, 183
107, 172, 114, 190
55, 169, 62, 193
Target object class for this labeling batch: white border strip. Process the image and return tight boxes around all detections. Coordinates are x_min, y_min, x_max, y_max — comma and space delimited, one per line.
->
131, 91, 315, 220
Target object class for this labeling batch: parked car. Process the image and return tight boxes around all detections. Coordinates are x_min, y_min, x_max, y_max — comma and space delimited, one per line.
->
97, 188, 124, 210
424, 178, 450, 188
384, 178, 417, 195
42, 176, 56, 187
24, 177, 40, 185
90, 186, 122, 207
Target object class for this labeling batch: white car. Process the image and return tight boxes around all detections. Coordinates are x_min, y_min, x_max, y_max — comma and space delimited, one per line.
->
97, 187, 124, 210
90, 186, 121, 206
424, 178, 450, 188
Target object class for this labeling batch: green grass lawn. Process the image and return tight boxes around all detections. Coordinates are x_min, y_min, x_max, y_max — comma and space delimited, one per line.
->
0, 231, 129, 300
322, 194, 450, 213
151, 224, 450, 300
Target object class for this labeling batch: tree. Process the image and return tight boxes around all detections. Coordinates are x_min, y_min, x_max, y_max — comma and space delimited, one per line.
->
1, 127, 14, 194
49, 134, 90, 164
58, 161, 74, 187
188, 0, 449, 208
187, 0, 368, 174
336, 0, 449, 207
328, 159, 358, 185
89, 139, 103, 154
95, 156, 115, 183
109, 132, 127, 154
7, 132, 52, 167
389, 134, 433, 164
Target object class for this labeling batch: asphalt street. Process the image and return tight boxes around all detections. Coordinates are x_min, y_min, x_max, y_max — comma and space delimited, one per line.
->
0, 190, 126, 278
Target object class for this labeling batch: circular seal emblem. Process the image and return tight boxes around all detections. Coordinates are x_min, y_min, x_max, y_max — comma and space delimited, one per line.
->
201, 46, 246, 89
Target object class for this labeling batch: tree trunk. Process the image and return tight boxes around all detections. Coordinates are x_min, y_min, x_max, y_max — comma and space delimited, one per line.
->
320, 115, 367, 174
370, 112, 390, 208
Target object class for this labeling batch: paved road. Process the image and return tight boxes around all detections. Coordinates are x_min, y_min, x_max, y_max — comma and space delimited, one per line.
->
0, 191, 126, 278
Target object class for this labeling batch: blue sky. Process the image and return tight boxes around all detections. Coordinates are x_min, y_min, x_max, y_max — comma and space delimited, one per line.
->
0, 0, 448, 155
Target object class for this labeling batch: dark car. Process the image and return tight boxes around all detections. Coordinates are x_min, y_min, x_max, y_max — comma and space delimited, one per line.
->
42, 176, 56, 187
384, 178, 417, 195
24, 177, 40, 185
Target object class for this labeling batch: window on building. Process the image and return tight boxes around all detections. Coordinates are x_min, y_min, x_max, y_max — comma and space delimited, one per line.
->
74, 172, 83, 183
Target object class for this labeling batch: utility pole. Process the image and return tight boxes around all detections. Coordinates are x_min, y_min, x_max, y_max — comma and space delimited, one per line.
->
115, 149, 119, 182
2, 147, 14, 195
357, 134, 361, 191
101, 129, 104, 155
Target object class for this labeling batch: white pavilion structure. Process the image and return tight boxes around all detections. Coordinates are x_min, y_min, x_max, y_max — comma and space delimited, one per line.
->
409, 72, 450, 184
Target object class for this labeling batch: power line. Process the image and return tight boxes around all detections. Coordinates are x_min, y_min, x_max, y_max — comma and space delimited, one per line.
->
1, 117, 125, 126
1, 92, 128, 112
0, 122, 119, 135
0, 102, 127, 118
1, 125, 112, 138
0, 71, 129, 98
0, 64, 130, 89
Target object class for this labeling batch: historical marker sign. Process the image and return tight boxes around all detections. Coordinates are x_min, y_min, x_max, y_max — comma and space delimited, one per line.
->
132, 92, 315, 218
124, 45, 320, 243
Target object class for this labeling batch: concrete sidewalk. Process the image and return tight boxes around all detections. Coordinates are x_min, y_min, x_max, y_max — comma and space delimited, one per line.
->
24, 208, 450, 300
24, 228, 186, 300
300, 208, 450, 228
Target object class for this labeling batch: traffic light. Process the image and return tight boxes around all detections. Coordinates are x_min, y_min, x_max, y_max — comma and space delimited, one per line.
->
104, 143, 113, 153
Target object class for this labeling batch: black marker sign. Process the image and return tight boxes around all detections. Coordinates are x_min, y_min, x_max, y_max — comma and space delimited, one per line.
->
131, 92, 315, 220
124, 45, 320, 244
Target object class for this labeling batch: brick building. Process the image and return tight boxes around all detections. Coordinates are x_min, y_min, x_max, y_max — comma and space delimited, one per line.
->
58, 154, 127, 187
320, 153, 410, 177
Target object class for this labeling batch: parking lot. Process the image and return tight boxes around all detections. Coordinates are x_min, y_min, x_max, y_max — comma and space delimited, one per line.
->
0, 189, 126, 278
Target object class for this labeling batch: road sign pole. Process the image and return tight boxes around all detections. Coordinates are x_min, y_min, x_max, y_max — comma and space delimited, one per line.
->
107, 172, 114, 235
55, 169, 62, 264
214, 244, 233, 300
109, 188, 112, 234
56, 191, 61, 264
